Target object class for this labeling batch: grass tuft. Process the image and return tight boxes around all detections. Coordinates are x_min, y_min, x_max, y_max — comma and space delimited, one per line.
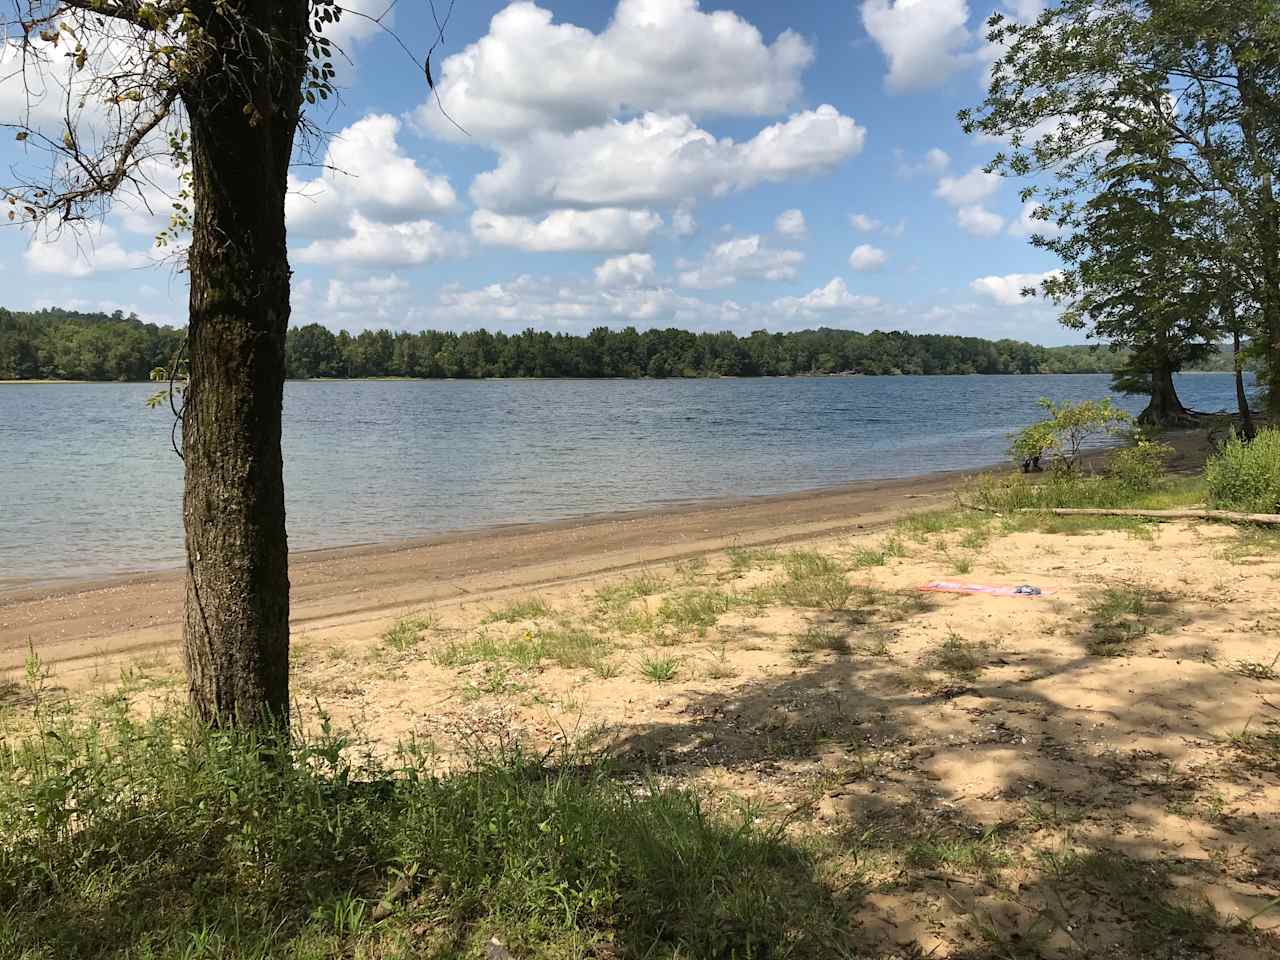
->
381, 614, 438, 652
483, 596, 554, 624
638, 654, 680, 683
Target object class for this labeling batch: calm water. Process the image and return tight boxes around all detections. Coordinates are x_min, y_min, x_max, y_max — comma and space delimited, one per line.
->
0, 374, 1247, 585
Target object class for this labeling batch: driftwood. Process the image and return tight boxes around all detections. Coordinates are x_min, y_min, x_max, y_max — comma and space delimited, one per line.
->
1019, 507, 1280, 525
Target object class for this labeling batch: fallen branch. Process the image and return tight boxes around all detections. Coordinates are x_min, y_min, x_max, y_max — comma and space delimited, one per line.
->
1017, 507, 1280, 525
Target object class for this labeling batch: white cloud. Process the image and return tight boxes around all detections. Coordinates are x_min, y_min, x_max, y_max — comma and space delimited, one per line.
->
772, 277, 880, 316
673, 200, 698, 237
775, 208, 807, 237
1008, 201, 1065, 238
935, 166, 1001, 205
293, 215, 463, 267
956, 204, 1006, 236
862, 0, 973, 92
676, 234, 804, 288
287, 114, 456, 238
885, 219, 907, 238
970, 270, 1059, 305
325, 274, 410, 312
849, 243, 889, 270
470, 106, 865, 213
895, 146, 951, 176
595, 252, 657, 287
471, 208, 664, 252
24, 225, 152, 277
415, 0, 814, 143
849, 213, 882, 232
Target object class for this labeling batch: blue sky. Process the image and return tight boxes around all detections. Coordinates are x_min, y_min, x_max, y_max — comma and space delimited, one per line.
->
1, 0, 1076, 342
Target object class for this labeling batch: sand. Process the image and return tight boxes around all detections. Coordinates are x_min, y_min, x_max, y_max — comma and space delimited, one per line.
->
3, 437, 1278, 958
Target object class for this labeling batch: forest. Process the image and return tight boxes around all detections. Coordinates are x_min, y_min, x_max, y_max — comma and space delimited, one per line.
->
0, 305, 1235, 382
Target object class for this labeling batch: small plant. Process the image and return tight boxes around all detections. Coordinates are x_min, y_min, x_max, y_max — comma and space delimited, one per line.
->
1085, 585, 1161, 656
701, 645, 739, 679
595, 571, 666, 608
590, 657, 621, 680
382, 614, 437, 651
1010, 397, 1130, 474
793, 625, 851, 655
1231, 651, 1280, 681
639, 654, 680, 682
1106, 437, 1173, 493
483, 596, 553, 624
850, 546, 888, 568
657, 589, 738, 630
921, 632, 989, 680
769, 551, 853, 610
1205, 427, 1280, 514
537, 626, 611, 670
726, 546, 779, 572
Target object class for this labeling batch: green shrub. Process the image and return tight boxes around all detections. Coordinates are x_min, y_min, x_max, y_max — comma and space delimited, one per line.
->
1010, 397, 1130, 473
1106, 438, 1173, 493
1205, 429, 1280, 514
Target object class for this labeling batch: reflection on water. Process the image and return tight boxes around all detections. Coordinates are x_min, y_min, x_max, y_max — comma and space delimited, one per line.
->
0, 373, 1247, 583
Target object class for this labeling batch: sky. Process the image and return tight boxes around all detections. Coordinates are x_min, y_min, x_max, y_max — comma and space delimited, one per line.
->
0, 0, 1079, 343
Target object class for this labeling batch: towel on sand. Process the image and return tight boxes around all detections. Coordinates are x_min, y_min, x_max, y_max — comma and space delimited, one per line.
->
918, 580, 1052, 598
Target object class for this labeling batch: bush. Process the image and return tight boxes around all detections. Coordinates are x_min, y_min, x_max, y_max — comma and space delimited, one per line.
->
1105, 438, 1174, 494
1206, 428, 1280, 514
1010, 397, 1130, 473
0, 708, 845, 958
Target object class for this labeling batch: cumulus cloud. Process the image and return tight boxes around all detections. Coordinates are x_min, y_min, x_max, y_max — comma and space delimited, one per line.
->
849, 213, 881, 232
895, 146, 951, 177
935, 166, 1001, 206
1008, 201, 1065, 238
293, 215, 464, 267
956, 204, 1006, 236
414, 0, 814, 143
287, 114, 456, 238
862, 0, 973, 92
470, 106, 865, 213
471, 208, 664, 252
970, 270, 1059, 305
772, 277, 880, 316
672, 200, 698, 237
849, 243, 889, 271
595, 252, 658, 287
24, 225, 152, 277
676, 234, 804, 288
775, 208, 807, 237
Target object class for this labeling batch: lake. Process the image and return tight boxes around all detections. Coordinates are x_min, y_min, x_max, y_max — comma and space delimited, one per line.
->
0, 373, 1248, 586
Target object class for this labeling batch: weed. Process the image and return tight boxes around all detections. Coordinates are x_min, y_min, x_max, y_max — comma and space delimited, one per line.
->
1084, 585, 1167, 656
484, 596, 553, 624
537, 626, 611, 671
432, 629, 545, 669
849, 546, 888, 568
793, 625, 851, 655
382, 614, 438, 652
595, 572, 666, 609
920, 632, 989, 680
1231, 651, 1280, 681
726, 546, 779, 572
639, 655, 680, 683
657, 589, 738, 631
589, 658, 621, 680
701, 646, 739, 680
766, 552, 853, 611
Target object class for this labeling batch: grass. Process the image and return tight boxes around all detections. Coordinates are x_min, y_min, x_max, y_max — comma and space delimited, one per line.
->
594, 571, 666, 608
657, 588, 739, 631
920, 632, 990, 681
1084, 584, 1168, 656
638, 654, 680, 683
1231, 650, 1280, 681
381, 614, 438, 652
0, 708, 848, 959
765, 551, 853, 611
725, 545, 780, 572
432, 629, 545, 669
536, 625, 612, 670
792, 625, 852, 655
483, 596, 554, 624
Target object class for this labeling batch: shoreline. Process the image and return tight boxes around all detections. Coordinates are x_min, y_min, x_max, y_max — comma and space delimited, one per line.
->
0, 427, 1216, 677
0, 467, 978, 674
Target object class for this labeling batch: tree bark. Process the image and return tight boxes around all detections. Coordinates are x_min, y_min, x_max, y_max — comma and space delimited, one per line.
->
1234, 329, 1257, 441
180, 0, 308, 727
1137, 357, 1193, 427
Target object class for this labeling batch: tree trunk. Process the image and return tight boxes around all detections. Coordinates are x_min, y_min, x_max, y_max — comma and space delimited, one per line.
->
180, 1, 308, 727
1233, 329, 1257, 441
1137, 358, 1193, 427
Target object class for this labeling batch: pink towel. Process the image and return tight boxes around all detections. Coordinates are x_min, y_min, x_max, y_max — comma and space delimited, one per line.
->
918, 580, 1052, 598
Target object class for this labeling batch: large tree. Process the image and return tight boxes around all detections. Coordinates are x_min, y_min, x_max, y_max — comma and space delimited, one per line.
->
961, 0, 1280, 410
2, 0, 344, 726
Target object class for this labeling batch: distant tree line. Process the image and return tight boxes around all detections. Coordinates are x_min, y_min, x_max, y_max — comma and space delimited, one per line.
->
2, 306, 1248, 382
